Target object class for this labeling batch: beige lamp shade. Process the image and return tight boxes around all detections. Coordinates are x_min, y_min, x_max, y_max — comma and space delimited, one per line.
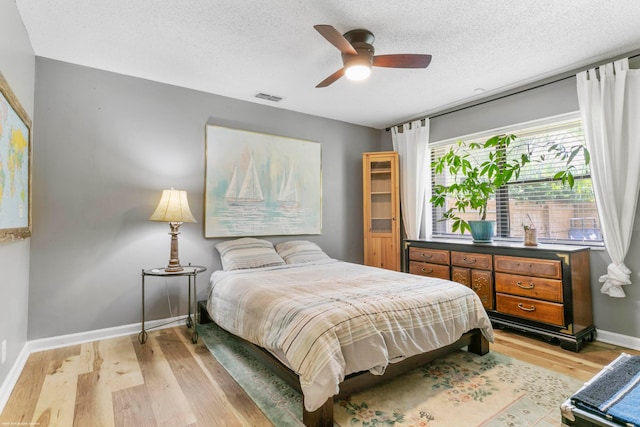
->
149, 188, 197, 223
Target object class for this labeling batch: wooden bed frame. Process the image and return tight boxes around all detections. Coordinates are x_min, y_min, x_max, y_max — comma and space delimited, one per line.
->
198, 301, 489, 427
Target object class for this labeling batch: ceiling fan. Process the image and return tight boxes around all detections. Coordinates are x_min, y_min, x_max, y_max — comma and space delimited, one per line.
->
314, 24, 432, 88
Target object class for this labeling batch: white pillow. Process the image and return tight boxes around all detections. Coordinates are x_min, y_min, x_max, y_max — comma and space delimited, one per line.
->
275, 240, 331, 264
215, 238, 285, 271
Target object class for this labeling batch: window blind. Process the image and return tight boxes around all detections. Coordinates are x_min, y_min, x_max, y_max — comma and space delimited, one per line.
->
430, 117, 602, 244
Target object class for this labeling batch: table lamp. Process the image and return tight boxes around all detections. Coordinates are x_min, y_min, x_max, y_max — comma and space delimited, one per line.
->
149, 188, 196, 272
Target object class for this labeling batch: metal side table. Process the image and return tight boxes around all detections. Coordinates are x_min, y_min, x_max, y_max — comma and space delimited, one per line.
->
139, 264, 207, 344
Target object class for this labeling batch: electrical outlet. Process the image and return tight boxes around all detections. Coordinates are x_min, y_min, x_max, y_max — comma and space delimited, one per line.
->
1, 340, 6, 364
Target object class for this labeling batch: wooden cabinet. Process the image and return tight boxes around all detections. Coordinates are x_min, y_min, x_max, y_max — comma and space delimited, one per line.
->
451, 251, 494, 310
363, 151, 400, 271
405, 239, 596, 352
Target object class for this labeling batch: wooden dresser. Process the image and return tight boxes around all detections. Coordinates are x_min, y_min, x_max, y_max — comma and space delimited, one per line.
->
405, 239, 596, 352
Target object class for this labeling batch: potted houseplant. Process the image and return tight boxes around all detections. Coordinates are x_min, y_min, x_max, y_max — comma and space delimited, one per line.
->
430, 133, 586, 243
430, 134, 524, 242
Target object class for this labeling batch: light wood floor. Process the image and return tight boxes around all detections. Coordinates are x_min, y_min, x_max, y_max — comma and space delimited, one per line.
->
1, 326, 638, 427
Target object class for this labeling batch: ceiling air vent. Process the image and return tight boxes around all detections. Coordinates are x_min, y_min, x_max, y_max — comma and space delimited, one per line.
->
255, 92, 284, 102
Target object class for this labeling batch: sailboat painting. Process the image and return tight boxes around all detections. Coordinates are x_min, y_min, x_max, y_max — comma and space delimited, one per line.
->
205, 126, 321, 237
224, 154, 264, 206
277, 162, 299, 209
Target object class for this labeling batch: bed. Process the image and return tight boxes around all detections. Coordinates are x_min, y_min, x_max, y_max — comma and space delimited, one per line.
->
205, 238, 494, 427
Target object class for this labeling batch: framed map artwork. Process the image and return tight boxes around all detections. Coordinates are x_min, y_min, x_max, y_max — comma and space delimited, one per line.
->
204, 126, 321, 237
0, 72, 32, 241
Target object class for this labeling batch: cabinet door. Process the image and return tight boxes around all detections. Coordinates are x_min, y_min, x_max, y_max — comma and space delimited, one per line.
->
363, 152, 400, 271
451, 267, 494, 309
471, 270, 494, 310
451, 267, 471, 286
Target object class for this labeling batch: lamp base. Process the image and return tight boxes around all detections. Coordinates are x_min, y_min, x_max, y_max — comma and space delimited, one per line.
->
164, 264, 184, 273
164, 222, 184, 272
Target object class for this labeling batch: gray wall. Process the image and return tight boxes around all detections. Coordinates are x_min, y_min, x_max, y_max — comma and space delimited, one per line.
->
381, 76, 640, 338
0, 0, 35, 385
10, 19, 639, 345
28, 57, 380, 340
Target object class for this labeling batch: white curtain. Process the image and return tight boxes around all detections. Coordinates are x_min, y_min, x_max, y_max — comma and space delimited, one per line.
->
391, 119, 430, 240
576, 58, 640, 297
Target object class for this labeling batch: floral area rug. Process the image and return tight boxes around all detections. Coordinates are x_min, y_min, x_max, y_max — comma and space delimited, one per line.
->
197, 322, 584, 427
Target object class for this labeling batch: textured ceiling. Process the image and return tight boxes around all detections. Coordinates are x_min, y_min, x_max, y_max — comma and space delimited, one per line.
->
15, 0, 640, 129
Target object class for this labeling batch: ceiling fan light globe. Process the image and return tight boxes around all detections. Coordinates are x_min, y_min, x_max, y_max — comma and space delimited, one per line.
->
345, 64, 371, 81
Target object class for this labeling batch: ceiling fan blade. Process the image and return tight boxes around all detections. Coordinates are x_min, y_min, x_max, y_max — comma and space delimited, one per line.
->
316, 68, 345, 88
314, 25, 358, 55
373, 54, 432, 68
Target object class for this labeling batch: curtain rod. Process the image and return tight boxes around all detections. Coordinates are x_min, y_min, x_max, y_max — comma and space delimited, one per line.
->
385, 50, 640, 132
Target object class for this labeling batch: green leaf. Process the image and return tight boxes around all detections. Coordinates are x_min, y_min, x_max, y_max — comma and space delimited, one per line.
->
484, 135, 500, 147
567, 148, 579, 164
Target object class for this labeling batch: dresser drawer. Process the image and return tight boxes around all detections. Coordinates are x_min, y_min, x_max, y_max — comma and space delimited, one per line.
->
495, 273, 563, 303
496, 293, 564, 326
409, 261, 450, 279
494, 256, 562, 279
409, 247, 450, 265
451, 251, 492, 270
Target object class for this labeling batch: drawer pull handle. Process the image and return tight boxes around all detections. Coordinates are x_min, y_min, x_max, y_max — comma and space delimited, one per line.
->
516, 262, 534, 270
421, 267, 433, 273
517, 303, 536, 312
420, 253, 433, 259
516, 281, 535, 290
462, 256, 477, 264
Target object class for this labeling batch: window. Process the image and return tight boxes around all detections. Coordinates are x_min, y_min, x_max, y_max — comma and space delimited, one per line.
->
430, 113, 602, 245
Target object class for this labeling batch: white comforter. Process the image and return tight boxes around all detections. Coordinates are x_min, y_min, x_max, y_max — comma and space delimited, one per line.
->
207, 259, 494, 411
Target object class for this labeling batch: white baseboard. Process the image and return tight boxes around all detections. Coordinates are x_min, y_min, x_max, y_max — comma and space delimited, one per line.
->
0, 343, 30, 417
0, 315, 187, 414
595, 329, 640, 351
25, 314, 188, 353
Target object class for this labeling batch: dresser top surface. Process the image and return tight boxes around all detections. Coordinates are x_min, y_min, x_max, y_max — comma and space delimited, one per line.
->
405, 238, 590, 254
